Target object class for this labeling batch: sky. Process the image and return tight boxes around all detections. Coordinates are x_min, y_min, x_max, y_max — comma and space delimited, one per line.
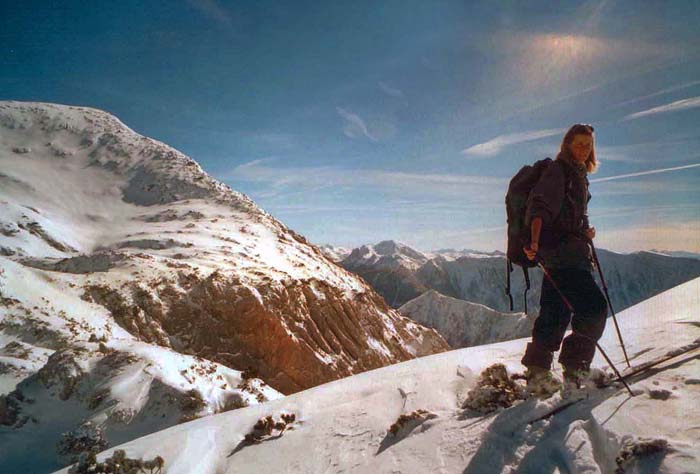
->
2, 0, 700, 253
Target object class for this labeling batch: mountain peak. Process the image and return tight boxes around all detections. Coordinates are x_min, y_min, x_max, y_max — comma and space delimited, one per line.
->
0, 101, 255, 210
343, 240, 428, 270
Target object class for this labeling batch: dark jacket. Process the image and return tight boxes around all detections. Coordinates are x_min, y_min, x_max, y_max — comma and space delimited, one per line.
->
525, 153, 593, 270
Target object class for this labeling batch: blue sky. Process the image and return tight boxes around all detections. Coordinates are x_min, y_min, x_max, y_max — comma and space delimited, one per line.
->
2, 0, 700, 252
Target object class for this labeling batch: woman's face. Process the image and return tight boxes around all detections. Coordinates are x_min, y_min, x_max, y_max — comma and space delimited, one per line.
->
568, 134, 593, 163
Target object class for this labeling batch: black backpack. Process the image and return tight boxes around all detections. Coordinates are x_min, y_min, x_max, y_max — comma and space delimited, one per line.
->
504, 158, 553, 313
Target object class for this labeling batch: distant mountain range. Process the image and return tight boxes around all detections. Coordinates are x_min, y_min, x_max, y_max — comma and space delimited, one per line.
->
326, 240, 700, 326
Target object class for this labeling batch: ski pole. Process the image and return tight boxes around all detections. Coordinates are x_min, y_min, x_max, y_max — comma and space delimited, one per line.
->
536, 260, 635, 397
585, 237, 631, 368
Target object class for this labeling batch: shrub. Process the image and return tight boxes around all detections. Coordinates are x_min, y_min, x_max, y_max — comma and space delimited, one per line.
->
462, 363, 527, 414
57, 421, 109, 464
68, 449, 165, 474
388, 409, 436, 436
244, 412, 297, 444
615, 437, 668, 474
221, 392, 248, 412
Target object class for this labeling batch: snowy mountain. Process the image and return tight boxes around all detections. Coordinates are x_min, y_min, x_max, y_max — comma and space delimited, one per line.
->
430, 248, 506, 260
318, 244, 351, 262
339, 241, 700, 315
340, 240, 433, 308
53, 277, 700, 474
399, 290, 535, 348
0, 101, 448, 472
343, 240, 430, 270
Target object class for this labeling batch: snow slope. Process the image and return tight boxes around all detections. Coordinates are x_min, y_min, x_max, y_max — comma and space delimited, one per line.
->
55, 277, 700, 474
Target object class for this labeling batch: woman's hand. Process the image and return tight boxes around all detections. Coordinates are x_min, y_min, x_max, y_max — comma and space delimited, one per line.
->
524, 242, 539, 261
585, 226, 596, 240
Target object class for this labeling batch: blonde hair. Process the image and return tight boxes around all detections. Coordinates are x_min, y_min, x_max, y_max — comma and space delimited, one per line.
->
559, 124, 597, 173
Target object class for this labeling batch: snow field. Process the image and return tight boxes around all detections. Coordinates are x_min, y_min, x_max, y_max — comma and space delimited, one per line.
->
49, 277, 700, 474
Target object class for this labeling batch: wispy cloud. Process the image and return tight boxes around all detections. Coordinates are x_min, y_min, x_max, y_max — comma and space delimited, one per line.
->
336, 107, 378, 142
224, 160, 507, 203
378, 81, 404, 98
462, 128, 564, 157
229, 160, 505, 187
623, 96, 700, 120
188, 0, 233, 26
590, 163, 700, 182
266, 202, 500, 216
613, 80, 700, 108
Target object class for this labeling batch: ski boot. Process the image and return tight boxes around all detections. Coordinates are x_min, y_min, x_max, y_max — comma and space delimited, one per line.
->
561, 367, 610, 399
561, 368, 587, 399
525, 366, 562, 398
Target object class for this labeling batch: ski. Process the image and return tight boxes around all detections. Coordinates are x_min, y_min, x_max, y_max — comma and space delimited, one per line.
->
612, 339, 700, 382
527, 339, 700, 424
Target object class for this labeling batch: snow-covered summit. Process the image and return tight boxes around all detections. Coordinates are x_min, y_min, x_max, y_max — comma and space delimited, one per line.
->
430, 248, 506, 261
0, 100, 332, 286
343, 240, 430, 270
1, 101, 248, 209
318, 244, 351, 262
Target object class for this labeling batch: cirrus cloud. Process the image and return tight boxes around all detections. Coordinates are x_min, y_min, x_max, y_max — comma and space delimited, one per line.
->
336, 107, 378, 142
462, 128, 564, 157
623, 96, 700, 121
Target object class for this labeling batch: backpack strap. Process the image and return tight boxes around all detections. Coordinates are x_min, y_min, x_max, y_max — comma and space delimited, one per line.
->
506, 259, 514, 311
523, 266, 530, 314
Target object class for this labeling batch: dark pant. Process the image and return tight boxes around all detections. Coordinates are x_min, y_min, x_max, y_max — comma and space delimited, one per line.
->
521, 268, 608, 371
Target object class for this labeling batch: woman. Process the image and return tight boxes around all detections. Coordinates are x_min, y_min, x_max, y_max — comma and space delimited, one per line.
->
521, 123, 608, 395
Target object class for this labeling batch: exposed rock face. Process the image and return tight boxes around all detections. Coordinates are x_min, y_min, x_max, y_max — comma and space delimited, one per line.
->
84, 272, 447, 394
399, 290, 535, 348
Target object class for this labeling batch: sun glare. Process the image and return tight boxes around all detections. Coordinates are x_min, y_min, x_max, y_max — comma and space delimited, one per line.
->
514, 33, 608, 87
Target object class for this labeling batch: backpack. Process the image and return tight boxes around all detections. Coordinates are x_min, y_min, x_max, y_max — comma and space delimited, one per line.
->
504, 158, 554, 313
